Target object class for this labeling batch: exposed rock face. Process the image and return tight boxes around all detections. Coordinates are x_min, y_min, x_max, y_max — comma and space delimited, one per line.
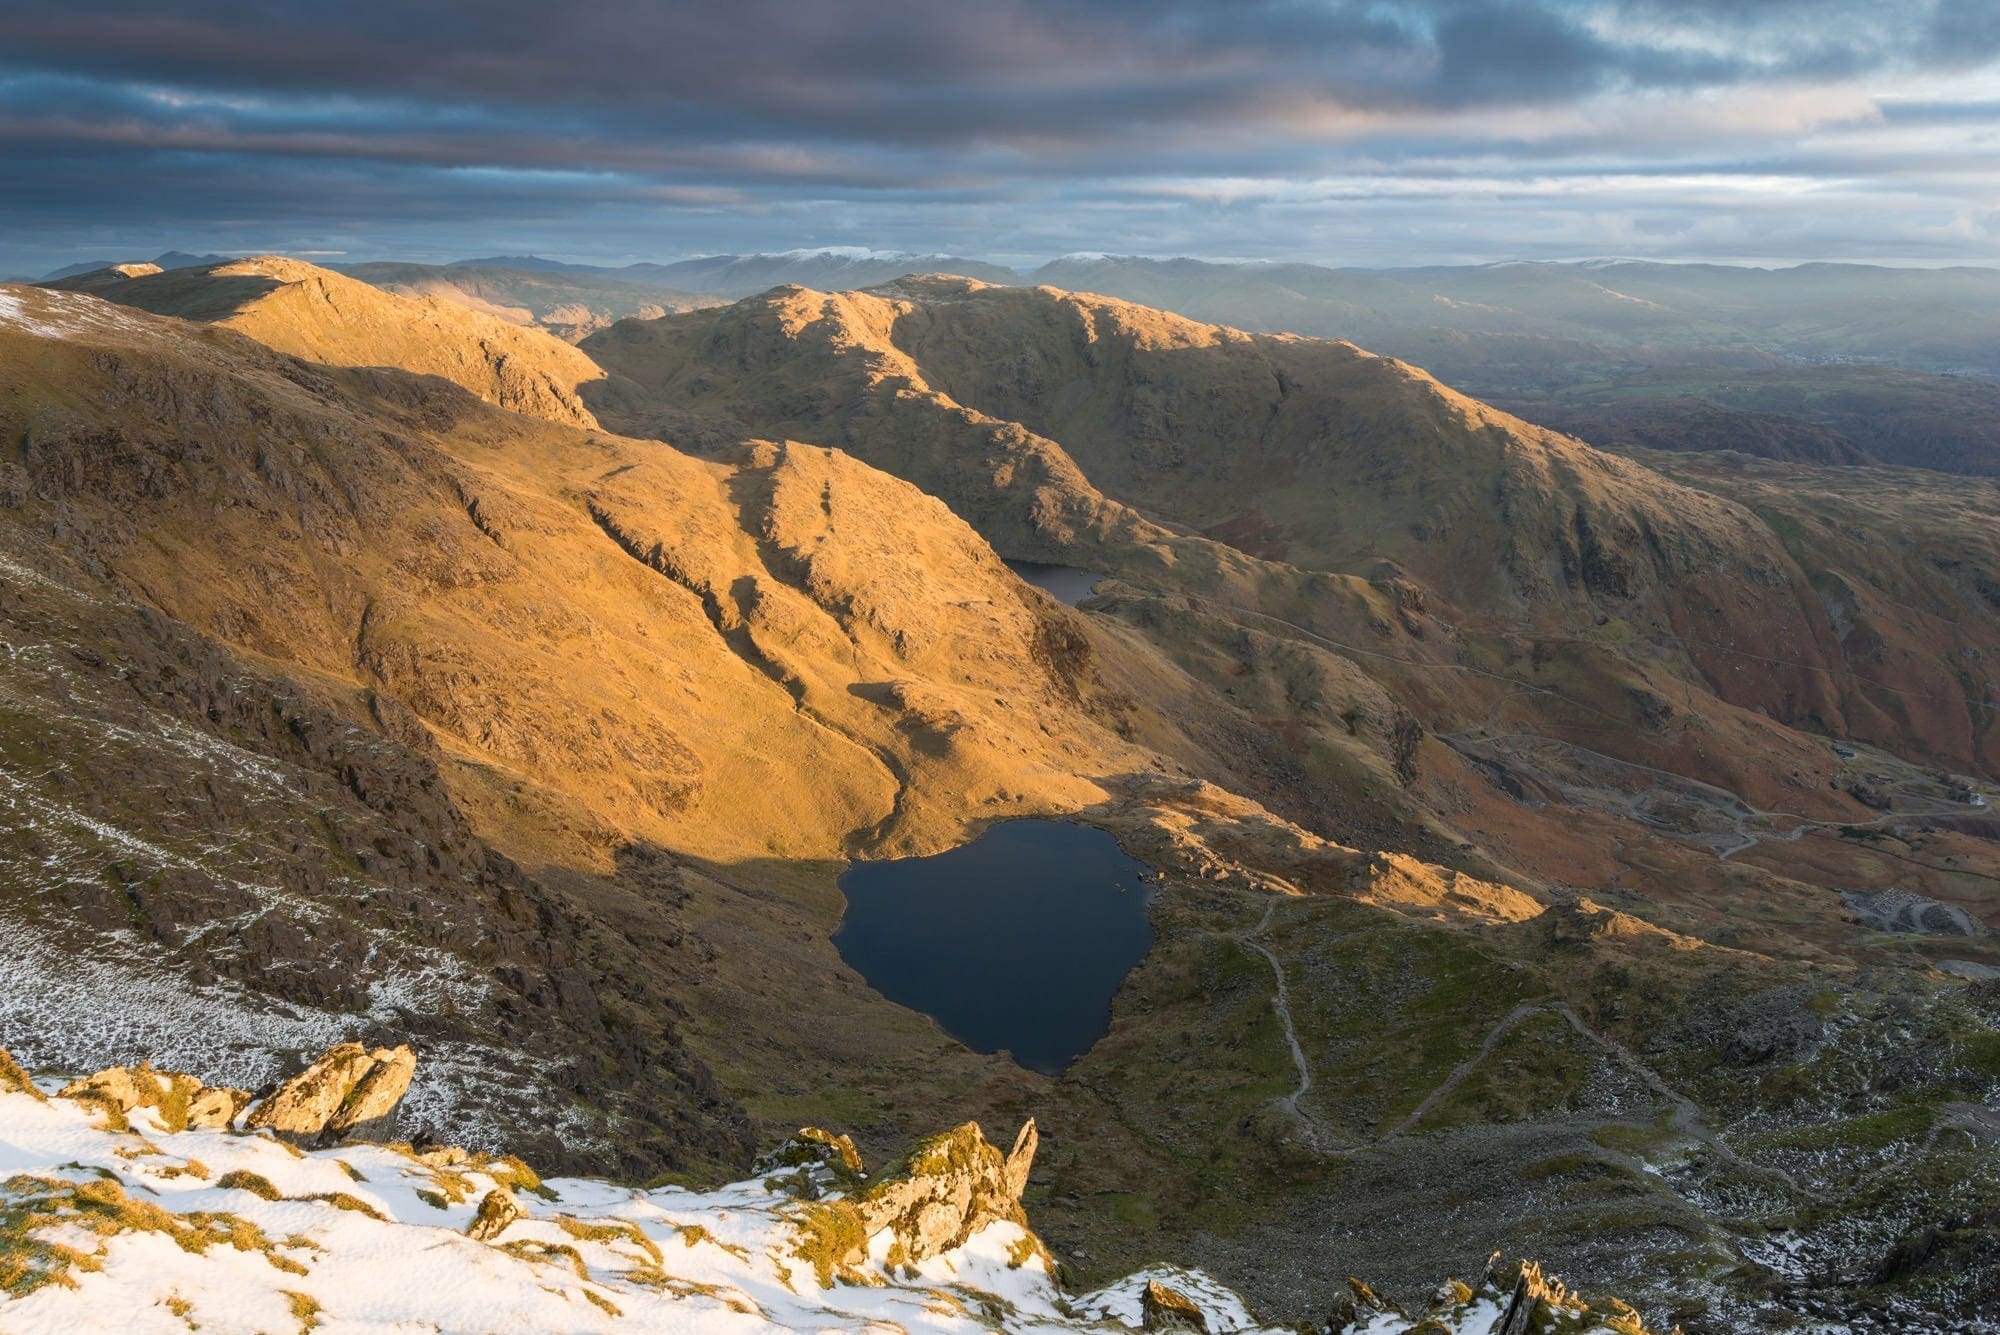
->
56, 1064, 250, 1130
807, 1119, 1040, 1269
467, 1187, 523, 1241
186, 1085, 253, 1129
1549, 898, 1700, 950
1142, 1278, 1208, 1331
244, 1043, 414, 1147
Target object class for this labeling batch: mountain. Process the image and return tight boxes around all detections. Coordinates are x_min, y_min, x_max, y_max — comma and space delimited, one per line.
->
577, 275, 2000, 1324
620, 248, 1020, 296
5, 271, 1999, 1328
584, 276, 2000, 780
1024, 256, 2000, 474
340, 261, 719, 341
0, 1047, 1669, 1333
1029, 256, 2000, 375
446, 253, 614, 273
42, 255, 606, 427
37, 250, 233, 281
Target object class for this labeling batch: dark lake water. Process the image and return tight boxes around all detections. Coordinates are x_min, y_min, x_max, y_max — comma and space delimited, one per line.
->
1005, 560, 1104, 607
832, 820, 1155, 1074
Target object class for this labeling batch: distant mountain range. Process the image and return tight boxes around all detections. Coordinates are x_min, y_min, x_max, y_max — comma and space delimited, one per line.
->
32, 247, 2000, 472
36, 250, 235, 281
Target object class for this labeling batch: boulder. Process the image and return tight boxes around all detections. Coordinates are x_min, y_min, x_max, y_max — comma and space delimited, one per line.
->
56, 1063, 249, 1131
324, 1045, 417, 1143
794, 1118, 1043, 1275
468, 1187, 523, 1241
186, 1084, 253, 1129
756, 1125, 867, 1194
852, 1119, 1037, 1263
1142, 1278, 1208, 1331
245, 1042, 416, 1147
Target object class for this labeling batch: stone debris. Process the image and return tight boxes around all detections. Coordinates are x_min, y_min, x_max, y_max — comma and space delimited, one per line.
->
1841, 888, 1984, 937
244, 1041, 415, 1147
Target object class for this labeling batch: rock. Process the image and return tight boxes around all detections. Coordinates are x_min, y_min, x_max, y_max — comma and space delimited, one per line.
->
0, 1047, 43, 1100
56, 1062, 249, 1131
324, 1044, 416, 1143
186, 1085, 253, 1129
1495, 1259, 1589, 1335
1142, 1278, 1208, 1331
854, 1120, 1038, 1264
797, 1119, 1042, 1274
468, 1187, 523, 1241
1001, 1119, 1037, 1201
1331, 1276, 1407, 1326
244, 1042, 416, 1147
756, 1125, 866, 1192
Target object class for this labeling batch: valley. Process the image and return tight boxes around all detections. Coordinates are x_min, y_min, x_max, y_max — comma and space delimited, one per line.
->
1, 258, 1997, 1331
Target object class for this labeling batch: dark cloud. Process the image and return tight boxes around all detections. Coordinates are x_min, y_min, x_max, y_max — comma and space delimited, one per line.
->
0, 0, 1994, 272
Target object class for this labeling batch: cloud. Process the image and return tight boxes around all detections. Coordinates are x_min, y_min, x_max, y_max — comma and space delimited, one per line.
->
0, 0, 1994, 271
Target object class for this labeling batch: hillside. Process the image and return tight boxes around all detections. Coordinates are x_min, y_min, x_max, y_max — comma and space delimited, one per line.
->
340, 261, 719, 341
1024, 256, 2000, 474
42, 257, 607, 427
0, 1046, 1680, 1334
1029, 256, 2000, 378
5, 276, 1999, 1328
583, 277, 2000, 783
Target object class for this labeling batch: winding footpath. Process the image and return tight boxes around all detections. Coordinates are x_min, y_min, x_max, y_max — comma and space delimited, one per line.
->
1236, 897, 1336, 1154
1237, 895, 1825, 1204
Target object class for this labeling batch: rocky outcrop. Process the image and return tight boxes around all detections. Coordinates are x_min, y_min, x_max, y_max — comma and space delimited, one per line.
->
1549, 898, 1701, 951
244, 1043, 414, 1147
56, 1064, 250, 1130
853, 1119, 1038, 1263
793, 1119, 1041, 1273
1142, 1278, 1208, 1331
467, 1187, 523, 1241
1328, 1257, 1672, 1335
757, 1126, 867, 1195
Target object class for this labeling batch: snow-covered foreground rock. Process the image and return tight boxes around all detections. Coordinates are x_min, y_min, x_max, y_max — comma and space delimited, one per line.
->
0, 1046, 1665, 1333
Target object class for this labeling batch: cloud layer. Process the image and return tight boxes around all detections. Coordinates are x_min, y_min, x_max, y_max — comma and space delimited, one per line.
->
1, 0, 1996, 272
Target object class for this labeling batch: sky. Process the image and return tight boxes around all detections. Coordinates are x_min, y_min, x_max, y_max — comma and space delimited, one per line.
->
1, 0, 1998, 276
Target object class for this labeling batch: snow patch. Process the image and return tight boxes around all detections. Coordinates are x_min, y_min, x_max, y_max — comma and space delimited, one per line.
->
0, 1087, 1283, 1332
0, 287, 154, 341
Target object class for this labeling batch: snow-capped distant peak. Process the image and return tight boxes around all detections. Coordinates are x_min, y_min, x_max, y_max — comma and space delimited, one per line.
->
771, 246, 938, 263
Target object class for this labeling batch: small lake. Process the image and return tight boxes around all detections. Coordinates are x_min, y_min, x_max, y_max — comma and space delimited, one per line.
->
833, 820, 1155, 1075
1005, 560, 1104, 607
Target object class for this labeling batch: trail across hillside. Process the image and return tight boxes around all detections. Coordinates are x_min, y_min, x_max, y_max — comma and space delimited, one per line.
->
1235, 897, 1336, 1154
